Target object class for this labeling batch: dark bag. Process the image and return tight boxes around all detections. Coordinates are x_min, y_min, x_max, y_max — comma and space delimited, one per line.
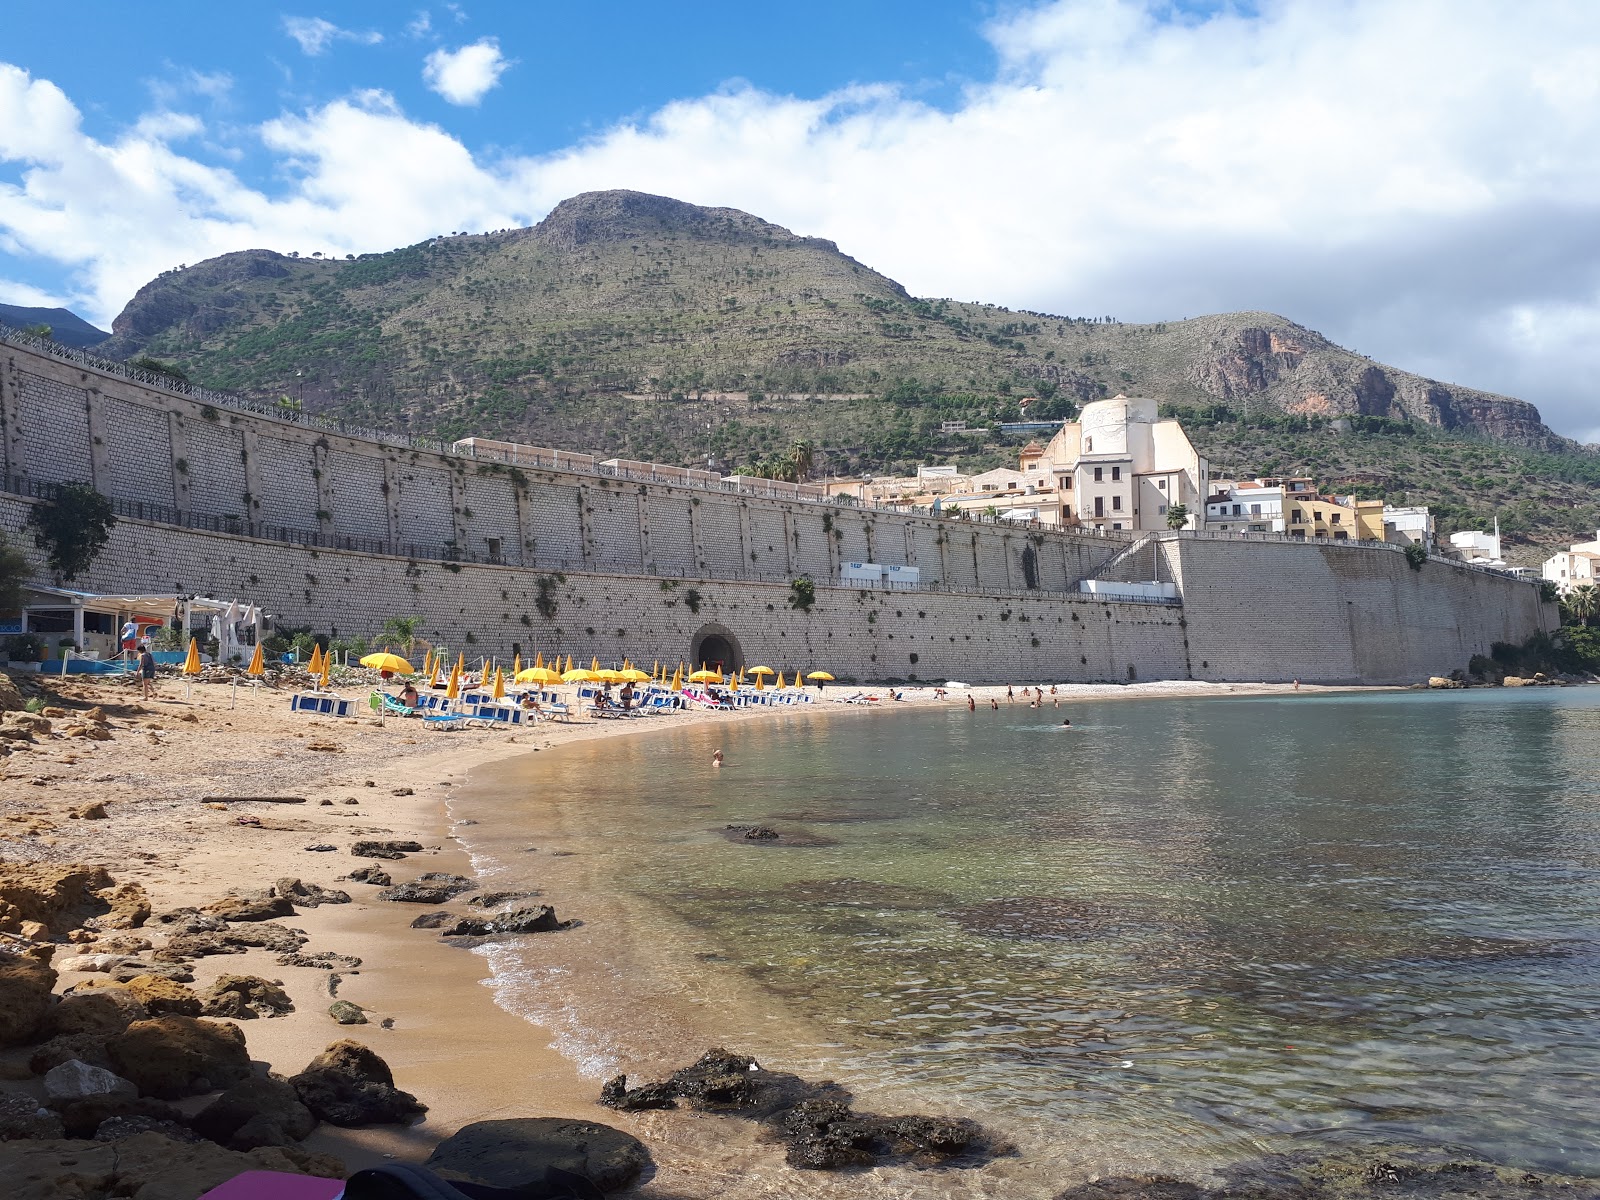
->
342, 1162, 604, 1200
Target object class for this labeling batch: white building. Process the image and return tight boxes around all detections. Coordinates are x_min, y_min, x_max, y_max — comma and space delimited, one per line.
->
1205, 479, 1285, 532
1029, 396, 1209, 532
1383, 506, 1435, 549
1450, 528, 1505, 566
1543, 531, 1600, 595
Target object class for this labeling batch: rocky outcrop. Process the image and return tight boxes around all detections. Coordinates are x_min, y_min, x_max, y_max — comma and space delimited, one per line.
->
45, 987, 149, 1038
441, 904, 570, 938
377, 873, 477, 904
202, 890, 295, 922
289, 1040, 426, 1127
157, 922, 308, 960
0, 865, 147, 938
76, 974, 202, 1017
0, 1130, 344, 1200
425, 1116, 650, 1195
0, 952, 57, 1046
107, 1016, 252, 1098
192, 1076, 317, 1150
199, 975, 294, 1019
351, 840, 423, 860
272, 878, 351, 907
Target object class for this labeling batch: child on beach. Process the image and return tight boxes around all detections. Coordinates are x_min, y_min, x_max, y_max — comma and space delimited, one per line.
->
712, 749, 724, 768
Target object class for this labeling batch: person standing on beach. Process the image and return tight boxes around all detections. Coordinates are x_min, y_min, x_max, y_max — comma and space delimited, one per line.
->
1007, 685, 1014, 704
137, 645, 157, 700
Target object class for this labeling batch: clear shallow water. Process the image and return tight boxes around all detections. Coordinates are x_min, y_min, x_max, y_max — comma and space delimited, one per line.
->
457, 689, 1600, 1183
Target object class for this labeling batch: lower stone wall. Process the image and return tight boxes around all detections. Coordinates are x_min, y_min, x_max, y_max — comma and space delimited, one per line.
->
1, 495, 1553, 685
1164, 537, 1556, 684
0, 494, 1188, 683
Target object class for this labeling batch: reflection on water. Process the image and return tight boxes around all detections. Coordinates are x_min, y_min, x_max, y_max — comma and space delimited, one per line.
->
457, 688, 1600, 1183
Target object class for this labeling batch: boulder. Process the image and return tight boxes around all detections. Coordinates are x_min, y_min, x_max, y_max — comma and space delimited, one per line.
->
42, 1059, 138, 1105
467, 890, 541, 908
0, 951, 57, 1046
52, 1093, 186, 1139
200, 975, 294, 1019
54, 953, 129, 975
377, 873, 477, 905
345, 866, 392, 886
107, 960, 192, 984
192, 1076, 317, 1150
107, 1016, 251, 1099
76, 974, 201, 1017
29, 1033, 115, 1075
0, 1131, 345, 1200
409, 911, 454, 929
443, 905, 570, 938
0, 671, 23, 713
328, 1001, 367, 1025
1503, 675, 1530, 687
350, 840, 423, 860
425, 1117, 650, 1195
91, 934, 152, 956
47, 987, 149, 1038
92, 1114, 203, 1142
203, 890, 295, 922
272, 878, 351, 907
289, 1040, 426, 1127
1427, 676, 1464, 689
151, 907, 227, 935
277, 951, 362, 972
0, 1094, 64, 1142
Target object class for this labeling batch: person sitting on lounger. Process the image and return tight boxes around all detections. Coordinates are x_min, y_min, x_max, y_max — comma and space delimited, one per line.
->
398, 682, 420, 708
593, 692, 612, 713
519, 692, 543, 717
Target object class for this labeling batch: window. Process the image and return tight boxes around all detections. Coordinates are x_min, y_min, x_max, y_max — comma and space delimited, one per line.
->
1158, 504, 1168, 514
1111, 466, 1121, 481
1158, 479, 1166, 490
1112, 522, 1123, 530
1094, 496, 1104, 517
1292, 510, 1304, 523
1250, 504, 1261, 515
486, 537, 502, 558
1062, 476, 1072, 490
1094, 467, 1103, 483
1112, 496, 1123, 511
1331, 513, 1341, 524
1232, 504, 1242, 515
1334, 531, 1348, 540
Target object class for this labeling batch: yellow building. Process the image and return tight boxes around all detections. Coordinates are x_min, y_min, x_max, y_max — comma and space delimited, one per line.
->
1281, 493, 1385, 541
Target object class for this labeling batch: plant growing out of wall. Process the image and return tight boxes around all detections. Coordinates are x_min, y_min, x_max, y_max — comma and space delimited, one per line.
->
28, 483, 117, 581
788, 577, 816, 612
0, 531, 27, 616
683, 587, 703, 614
1404, 542, 1427, 571
534, 575, 560, 620
1021, 546, 1039, 590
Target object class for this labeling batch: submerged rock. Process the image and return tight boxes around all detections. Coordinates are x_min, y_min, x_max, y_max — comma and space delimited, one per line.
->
425, 1116, 650, 1194
600, 1048, 1002, 1171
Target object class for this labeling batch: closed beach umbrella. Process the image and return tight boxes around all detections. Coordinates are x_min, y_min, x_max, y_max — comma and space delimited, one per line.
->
591, 656, 600, 672
447, 656, 462, 700
306, 644, 324, 675
729, 674, 739, 693
534, 651, 545, 669
493, 666, 506, 700
318, 649, 332, 689
669, 664, 684, 691
512, 652, 522, 678
428, 656, 442, 688
755, 672, 765, 691
774, 671, 785, 688
246, 642, 265, 677
360, 652, 414, 675
183, 638, 203, 676
806, 671, 835, 682
565, 654, 574, 673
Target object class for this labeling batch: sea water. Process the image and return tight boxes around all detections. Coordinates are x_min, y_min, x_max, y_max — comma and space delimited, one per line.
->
452, 688, 1600, 1190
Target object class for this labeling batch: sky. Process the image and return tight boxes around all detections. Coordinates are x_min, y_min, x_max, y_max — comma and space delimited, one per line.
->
1, 0, 1597, 443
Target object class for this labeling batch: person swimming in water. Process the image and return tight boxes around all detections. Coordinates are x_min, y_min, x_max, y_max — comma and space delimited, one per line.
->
712, 749, 724, 767
1060, 718, 1072, 728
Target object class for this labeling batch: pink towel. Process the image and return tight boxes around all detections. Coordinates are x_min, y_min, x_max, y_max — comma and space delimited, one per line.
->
197, 1170, 345, 1200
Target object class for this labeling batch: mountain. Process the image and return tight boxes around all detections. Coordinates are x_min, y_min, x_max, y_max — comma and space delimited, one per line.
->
0, 303, 111, 349
92, 190, 1599, 561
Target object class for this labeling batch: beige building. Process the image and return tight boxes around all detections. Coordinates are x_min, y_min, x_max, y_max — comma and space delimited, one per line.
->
1030, 396, 1209, 531
1543, 531, 1600, 594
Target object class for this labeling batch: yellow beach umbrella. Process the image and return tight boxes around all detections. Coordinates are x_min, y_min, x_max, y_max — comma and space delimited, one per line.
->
669, 664, 684, 691
183, 637, 203, 675
561, 667, 598, 684
619, 668, 649, 683
429, 656, 442, 688
306, 644, 324, 675
748, 665, 775, 676
517, 666, 561, 686
318, 649, 332, 689
512, 652, 522, 679
246, 642, 265, 677
564, 654, 574, 673
590, 656, 600, 672
447, 654, 462, 700
755, 672, 765, 691
774, 671, 785, 689
595, 668, 624, 684
359, 652, 414, 674
806, 671, 835, 682
729, 673, 739, 693
493, 666, 506, 700
689, 668, 721, 683
652, 660, 661, 681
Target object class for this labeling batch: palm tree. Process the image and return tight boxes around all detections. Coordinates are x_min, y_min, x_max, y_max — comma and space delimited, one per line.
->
788, 440, 815, 482
1565, 583, 1598, 627
1165, 503, 1189, 531
380, 615, 423, 654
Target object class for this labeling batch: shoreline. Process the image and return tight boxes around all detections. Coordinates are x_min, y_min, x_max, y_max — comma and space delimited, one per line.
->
0, 673, 1466, 1195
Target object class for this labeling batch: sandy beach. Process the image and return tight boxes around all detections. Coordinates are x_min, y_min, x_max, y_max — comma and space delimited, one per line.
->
0, 668, 1366, 1196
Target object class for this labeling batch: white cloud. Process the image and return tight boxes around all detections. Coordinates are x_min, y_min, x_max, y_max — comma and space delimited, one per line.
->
406, 10, 432, 39
422, 38, 509, 106
3, 1, 1600, 441
282, 16, 383, 57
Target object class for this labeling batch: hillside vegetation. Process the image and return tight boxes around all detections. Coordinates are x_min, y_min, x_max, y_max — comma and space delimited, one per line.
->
91, 189, 1596, 559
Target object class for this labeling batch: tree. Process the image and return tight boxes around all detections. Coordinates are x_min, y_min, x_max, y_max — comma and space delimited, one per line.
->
1564, 583, 1598, 627
28, 483, 116, 581
129, 356, 189, 382
0, 530, 29, 616
380, 615, 423, 653
1165, 504, 1189, 530
788, 440, 814, 482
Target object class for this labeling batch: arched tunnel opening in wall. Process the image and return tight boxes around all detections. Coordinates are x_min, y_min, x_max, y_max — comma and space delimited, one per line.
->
690, 624, 744, 674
